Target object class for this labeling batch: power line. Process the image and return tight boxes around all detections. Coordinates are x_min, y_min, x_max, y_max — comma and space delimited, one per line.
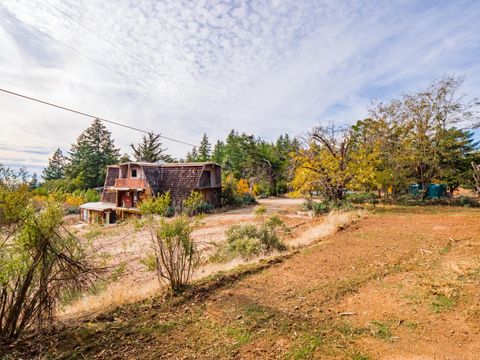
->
0, 4, 206, 113
0, 87, 196, 147
42, 1, 168, 79
0, 6, 131, 82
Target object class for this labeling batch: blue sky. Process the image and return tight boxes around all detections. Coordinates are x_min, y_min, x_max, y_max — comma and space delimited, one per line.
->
0, 0, 479, 174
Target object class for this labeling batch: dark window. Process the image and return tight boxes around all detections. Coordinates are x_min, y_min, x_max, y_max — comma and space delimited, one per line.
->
131, 169, 137, 178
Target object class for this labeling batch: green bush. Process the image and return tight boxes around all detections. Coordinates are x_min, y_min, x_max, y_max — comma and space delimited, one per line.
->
346, 192, 378, 204
139, 191, 171, 216
302, 198, 330, 215
40, 178, 83, 193
197, 202, 214, 214
392, 195, 479, 207
254, 204, 267, 217
238, 193, 257, 205
452, 196, 479, 207
65, 206, 79, 215
223, 216, 287, 260
183, 191, 205, 215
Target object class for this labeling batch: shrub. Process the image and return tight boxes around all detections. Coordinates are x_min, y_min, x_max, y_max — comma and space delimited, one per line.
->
83, 189, 100, 203
197, 202, 214, 214
140, 253, 157, 271
236, 178, 250, 195
345, 192, 378, 204
392, 195, 479, 207
302, 198, 330, 215
452, 196, 479, 207
182, 190, 204, 216
254, 204, 267, 217
139, 191, 171, 216
0, 195, 97, 341
239, 193, 257, 205
151, 217, 199, 292
221, 175, 237, 205
65, 206, 80, 215
223, 216, 287, 260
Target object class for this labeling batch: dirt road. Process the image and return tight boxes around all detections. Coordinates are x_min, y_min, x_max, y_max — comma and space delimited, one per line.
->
8, 206, 480, 359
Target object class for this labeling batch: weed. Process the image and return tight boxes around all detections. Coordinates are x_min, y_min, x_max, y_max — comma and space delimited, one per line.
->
110, 262, 127, 282
133, 218, 145, 231
431, 294, 456, 313
404, 320, 418, 330
439, 243, 452, 255
286, 334, 322, 360
226, 326, 252, 345
351, 353, 371, 360
136, 321, 177, 335
84, 226, 103, 241
254, 204, 267, 217
140, 253, 157, 271
368, 320, 392, 340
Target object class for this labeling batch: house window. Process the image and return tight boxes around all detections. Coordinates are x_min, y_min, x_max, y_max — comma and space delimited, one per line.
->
131, 169, 137, 178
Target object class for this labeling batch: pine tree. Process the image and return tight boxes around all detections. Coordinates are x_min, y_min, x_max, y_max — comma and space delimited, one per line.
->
212, 140, 225, 164
197, 133, 211, 162
119, 153, 131, 163
67, 119, 120, 189
130, 132, 172, 163
186, 147, 198, 162
42, 148, 66, 181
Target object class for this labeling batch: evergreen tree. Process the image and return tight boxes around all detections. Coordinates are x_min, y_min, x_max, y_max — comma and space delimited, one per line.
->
130, 132, 172, 163
67, 119, 120, 189
42, 148, 66, 181
119, 153, 132, 163
212, 140, 225, 164
186, 147, 198, 162
29, 173, 39, 190
197, 133, 211, 162
438, 129, 479, 193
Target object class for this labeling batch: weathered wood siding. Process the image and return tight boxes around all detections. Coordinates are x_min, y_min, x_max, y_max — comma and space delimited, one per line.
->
101, 167, 119, 203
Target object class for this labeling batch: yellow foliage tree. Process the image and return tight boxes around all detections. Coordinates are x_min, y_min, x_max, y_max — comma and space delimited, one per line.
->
236, 178, 250, 195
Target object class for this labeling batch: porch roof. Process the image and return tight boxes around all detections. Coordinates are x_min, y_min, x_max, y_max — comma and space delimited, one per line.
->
79, 202, 116, 211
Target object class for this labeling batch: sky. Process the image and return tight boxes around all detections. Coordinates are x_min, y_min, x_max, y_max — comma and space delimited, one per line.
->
0, 0, 479, 175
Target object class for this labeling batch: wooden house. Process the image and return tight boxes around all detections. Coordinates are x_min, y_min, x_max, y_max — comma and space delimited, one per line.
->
79, 161, 222, 224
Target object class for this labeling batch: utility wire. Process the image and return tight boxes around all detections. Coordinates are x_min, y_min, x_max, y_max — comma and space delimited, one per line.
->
0, 87, 196, 147
0, 7, 132, 82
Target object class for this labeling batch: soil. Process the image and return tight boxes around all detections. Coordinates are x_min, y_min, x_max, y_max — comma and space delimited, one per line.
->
3, 204, 480, 359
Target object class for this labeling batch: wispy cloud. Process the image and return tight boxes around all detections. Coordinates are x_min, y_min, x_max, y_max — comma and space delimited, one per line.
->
0, 0, 479, 174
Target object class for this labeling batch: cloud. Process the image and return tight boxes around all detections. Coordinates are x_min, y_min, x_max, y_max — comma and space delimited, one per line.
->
0, 0, 479, 174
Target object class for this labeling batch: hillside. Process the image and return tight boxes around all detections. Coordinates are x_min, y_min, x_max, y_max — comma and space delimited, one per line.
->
3, 206, 480, 359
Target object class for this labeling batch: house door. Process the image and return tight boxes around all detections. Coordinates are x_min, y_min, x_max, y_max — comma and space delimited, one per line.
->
123, 192, 133, 208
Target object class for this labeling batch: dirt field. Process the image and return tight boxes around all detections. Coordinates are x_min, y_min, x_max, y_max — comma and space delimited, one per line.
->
4, 205, 480, 359
60, 198, 325, 318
